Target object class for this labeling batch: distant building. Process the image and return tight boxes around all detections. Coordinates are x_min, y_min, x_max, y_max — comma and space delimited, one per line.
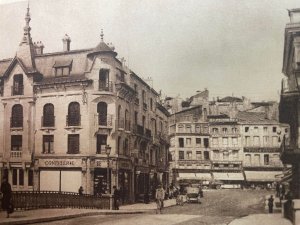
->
237, 111, 288, 187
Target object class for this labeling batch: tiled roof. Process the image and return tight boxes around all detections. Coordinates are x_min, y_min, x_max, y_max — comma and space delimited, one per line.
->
236, 111, 278, 124
0, 59, 13, 77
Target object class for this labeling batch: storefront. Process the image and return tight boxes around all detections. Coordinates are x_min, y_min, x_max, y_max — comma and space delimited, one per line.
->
37, 158, 83, 193
134, 166, 149, 202
244, 170, 282, 188
117, 159, 133, 203
212, 172, 244, 188
93, 158, 113, 195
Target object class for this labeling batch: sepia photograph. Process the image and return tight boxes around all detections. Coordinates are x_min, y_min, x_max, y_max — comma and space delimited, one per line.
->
0, 0, 299, 224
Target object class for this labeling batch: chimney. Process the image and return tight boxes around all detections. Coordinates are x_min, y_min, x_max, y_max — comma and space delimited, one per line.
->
62, 34, 71, 51
34, 41, 44, 55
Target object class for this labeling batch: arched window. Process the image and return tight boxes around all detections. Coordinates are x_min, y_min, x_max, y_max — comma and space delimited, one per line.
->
117, 105, 123, 128
97, 102, 107, 126
11, 104, 23, 127
125, 109, 129, 130
67, 102, 80, 126
43, 103, 55, 127
12, 74, 23, 95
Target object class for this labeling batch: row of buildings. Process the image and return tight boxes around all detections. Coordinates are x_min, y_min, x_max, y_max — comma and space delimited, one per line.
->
0, 6, 169, 203
167, 92, 289, 188
0, 5, 293, 205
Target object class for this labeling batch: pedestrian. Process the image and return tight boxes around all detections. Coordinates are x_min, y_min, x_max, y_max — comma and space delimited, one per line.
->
113, 186, 120, 210
155, 184, 165, 214
268, 195, 274, 213
78, 186, 84, 195
1, 176, 12, 218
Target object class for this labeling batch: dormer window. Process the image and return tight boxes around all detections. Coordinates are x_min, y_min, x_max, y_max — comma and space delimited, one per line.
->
53, 59, 72, 76
99, 69, 110, 91
12, 74, 23, 95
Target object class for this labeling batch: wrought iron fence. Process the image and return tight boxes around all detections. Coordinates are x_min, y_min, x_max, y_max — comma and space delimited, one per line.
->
0, 191, 112, 211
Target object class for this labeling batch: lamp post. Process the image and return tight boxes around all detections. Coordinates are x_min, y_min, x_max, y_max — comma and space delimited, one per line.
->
105, 145, 111, 194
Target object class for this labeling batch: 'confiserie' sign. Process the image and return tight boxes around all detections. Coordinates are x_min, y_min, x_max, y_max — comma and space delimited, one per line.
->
39, 159, 80, 167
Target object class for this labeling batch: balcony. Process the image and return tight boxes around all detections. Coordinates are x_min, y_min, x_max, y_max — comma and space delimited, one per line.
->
41, 116, 55, 128
11, 85, 24, 96
11, 151, 22, 158
98, 114, 113, 127
66, 115, 81, 127
98, 81, 113, 92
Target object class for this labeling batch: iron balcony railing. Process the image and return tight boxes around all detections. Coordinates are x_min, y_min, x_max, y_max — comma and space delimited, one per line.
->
41, 116, 55, 127
11, 85, 24, 96
99, 81, 113, 92
66, 115, 81, 126
4, 191, 112, 211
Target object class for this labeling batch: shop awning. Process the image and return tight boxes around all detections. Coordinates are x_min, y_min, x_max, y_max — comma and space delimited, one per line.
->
177, 173, 212, 181
244, 171, 282, 182
213, 172, 244, 181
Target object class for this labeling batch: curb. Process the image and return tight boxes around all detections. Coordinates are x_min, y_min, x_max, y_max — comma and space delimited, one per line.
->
0, 210, 146, 225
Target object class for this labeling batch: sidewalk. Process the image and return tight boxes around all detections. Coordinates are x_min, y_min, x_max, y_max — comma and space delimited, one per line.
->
0, 199, 177, 225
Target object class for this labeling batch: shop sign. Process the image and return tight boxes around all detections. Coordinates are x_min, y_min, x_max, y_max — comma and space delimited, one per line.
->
95, 160, 108, 168
119, 161, 131, 170
135, 166, 149, 173
39, 159, 81, 168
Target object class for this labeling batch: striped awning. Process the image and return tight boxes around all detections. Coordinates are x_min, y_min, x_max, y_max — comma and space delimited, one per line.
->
213, 172, 244, 181
244, 171, 282, 182
177, 173, 212, 181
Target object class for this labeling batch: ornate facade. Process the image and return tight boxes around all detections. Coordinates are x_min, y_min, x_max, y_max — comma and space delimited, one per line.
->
0, 6, 169, 202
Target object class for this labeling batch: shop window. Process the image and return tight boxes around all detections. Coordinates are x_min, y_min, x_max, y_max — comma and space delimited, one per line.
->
42, 104, 55, 127
264, 154, 269, 165
204, 151, 210, 160
204, 138, 209, 148
43, 135, 54, 154
11, 135, 22, 151
96, 134, 107, 154
28, 170, 34, 186
68, 134, 79, 154
67, 102, 80, 126
179, 138, 184, 147
179, 151, 184, 160
97, 102, 108, 126
11, 104, 23, 128
12, 74, 24, 95
99, 69, 110, 91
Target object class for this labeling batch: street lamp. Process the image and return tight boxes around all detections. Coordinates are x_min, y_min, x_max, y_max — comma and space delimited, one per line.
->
105, 145, 111, 194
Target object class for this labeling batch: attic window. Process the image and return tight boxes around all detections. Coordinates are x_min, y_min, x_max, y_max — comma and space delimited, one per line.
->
53, 59, 72, 76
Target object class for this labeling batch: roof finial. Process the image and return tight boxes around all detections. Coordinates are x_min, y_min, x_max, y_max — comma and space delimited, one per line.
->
100, 29, 104, 42
20, 0, 32, 45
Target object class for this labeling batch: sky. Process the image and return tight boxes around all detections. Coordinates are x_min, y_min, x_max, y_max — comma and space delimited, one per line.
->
0, 0, 299, 101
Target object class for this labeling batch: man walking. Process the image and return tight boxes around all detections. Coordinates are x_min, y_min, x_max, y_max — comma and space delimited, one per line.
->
1, 176, 12, 218
155, 184, 165, 214
113, 186, 120, 210
268, 195, 274, 213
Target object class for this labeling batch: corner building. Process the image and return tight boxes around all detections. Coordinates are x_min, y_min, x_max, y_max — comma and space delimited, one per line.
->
0, 7, 169, 202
